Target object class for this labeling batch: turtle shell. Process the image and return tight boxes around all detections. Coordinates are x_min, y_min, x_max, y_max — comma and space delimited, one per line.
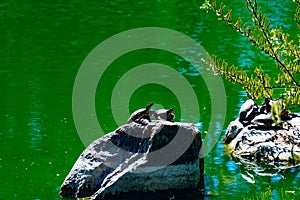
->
153, 108, 175, 121
251, 114, 274, 128
127, 103, 153, 124
223, 119, 244, 144
239, 99, 256, 125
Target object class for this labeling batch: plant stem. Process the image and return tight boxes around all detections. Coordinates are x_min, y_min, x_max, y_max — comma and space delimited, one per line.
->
249, 0, 300, 87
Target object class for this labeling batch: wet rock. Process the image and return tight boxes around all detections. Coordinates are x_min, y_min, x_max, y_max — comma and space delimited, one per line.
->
60, 120, 203, 199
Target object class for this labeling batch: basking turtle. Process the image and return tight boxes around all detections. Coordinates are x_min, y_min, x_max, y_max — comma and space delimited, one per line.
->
250, 114, 274, 129
239, 99, 257, 125
280, 108, 292, 121
127, 103, 154, 124
223, 119, 244, 144
259, 97, 271, 114
153, 108, 175, 121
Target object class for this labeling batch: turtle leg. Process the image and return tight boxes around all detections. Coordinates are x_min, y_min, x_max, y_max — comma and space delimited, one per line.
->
139, 118, 149, 125
144, 116, 151, 122
134, 115, 151, 125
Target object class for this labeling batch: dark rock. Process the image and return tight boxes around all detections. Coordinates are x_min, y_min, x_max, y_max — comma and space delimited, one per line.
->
60, 120, 203, 199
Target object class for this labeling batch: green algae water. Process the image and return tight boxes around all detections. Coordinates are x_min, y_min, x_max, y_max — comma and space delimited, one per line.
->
1, 0, 299, 199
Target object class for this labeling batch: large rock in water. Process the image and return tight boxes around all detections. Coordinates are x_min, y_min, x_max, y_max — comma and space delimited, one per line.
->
60, 120, 203, 199
225, 115, 300, 169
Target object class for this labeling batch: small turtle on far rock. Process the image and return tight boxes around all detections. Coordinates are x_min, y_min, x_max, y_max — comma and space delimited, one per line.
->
239, 99, 257, 126
250, 114, 274, 129
223, 119, 244, 144
127, 103, 154, 125
153, 108, 175, 121
259, 97, 271, 114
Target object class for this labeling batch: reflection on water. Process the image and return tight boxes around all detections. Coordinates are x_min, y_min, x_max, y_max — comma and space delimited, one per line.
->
1, 0, 299, 199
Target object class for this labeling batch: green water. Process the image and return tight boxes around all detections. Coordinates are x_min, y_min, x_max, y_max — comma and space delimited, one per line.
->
1, 0, 299, 199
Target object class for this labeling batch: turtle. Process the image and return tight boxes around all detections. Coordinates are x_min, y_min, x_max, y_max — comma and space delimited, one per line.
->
280, 108, 292, 121
259, 97, 271, 114
153, 108, 175, 121
239, 99, 257, 126
223, 119, 244, 144
127, 103, 154, 125
250, 113, 274, 129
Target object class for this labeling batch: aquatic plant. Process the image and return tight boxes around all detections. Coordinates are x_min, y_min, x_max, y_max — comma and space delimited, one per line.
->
243, 187, 296, 200
200, 0, 300, 111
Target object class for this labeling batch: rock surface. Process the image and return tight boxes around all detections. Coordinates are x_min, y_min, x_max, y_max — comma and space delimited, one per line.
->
60, 120, 203, 199
225, 114, 300, 169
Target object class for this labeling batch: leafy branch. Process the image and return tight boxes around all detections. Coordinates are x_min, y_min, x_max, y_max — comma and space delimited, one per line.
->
201, 0, 300, 107
211, 56, 272, 99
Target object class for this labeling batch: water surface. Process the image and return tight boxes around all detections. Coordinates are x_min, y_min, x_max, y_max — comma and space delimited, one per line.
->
1, 0, 299, 199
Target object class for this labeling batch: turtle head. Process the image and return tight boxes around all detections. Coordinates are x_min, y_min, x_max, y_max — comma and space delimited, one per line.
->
166, 108, 174, 114
146, 102, 154, 111
265, 96, 271, 104
166, 108, 175, 121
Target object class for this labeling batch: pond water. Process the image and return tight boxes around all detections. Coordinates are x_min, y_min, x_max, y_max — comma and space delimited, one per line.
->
1, 0, 299, 199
